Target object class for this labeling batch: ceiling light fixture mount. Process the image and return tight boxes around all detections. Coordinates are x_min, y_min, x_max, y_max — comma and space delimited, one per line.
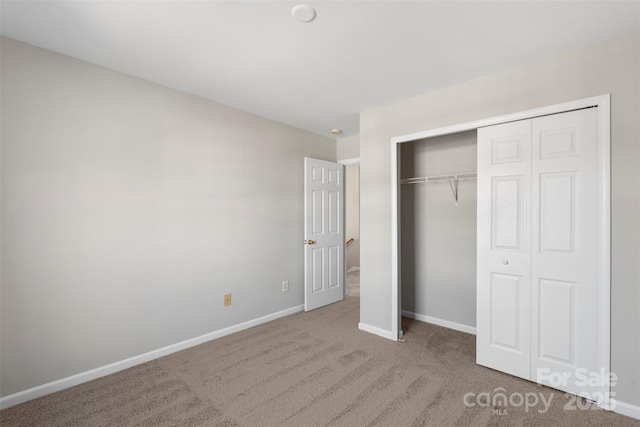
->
331, 129, 343, 135
292, 5, 316, 23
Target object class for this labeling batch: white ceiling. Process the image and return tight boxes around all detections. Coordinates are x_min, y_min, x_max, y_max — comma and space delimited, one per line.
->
1, 1, 639, 139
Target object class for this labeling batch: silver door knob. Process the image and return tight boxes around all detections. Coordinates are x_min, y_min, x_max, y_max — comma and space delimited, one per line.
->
502, 259, 509, 265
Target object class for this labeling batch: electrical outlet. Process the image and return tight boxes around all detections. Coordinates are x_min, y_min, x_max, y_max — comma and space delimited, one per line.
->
224, 293, 231, 306
282, 281, 289, 292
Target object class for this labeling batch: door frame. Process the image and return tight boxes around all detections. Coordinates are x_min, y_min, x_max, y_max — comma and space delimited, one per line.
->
390, 94, 610, 406
338, 157, 360, 166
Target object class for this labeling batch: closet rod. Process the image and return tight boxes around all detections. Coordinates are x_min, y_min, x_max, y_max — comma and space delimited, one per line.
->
401, 172, 477, 206
400, 172, 477, 185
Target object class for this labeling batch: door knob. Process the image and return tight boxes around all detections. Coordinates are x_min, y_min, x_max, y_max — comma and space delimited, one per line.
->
305, 239, 315, 245
502, 259, 509, 265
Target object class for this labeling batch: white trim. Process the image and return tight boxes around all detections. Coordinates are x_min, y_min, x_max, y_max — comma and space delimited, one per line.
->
338, 157, 360, 166
612, 400, 640, 420
596, 96, 611, 410
347, 266, 360, 273
402, 310, 476, 335
390, 94, 611, 402
0, 304, 304, 410
390, 142, 400, 340
358, 322, 396, 340
391, 95, 608, 144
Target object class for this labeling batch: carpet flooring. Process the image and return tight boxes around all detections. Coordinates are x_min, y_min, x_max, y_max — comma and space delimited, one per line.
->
1, 270, 638, 426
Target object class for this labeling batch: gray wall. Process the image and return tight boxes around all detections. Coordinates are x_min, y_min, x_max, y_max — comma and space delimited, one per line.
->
345, 164, 360, 271
360, 33, 640, 406
0, 37, 336, 397
400, 132, 476, 328
337, 135, 360, 161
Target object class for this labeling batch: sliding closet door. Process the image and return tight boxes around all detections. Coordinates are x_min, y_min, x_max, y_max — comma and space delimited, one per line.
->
477, 120, 532, 380
530, 108, 601, 396
478, 108, 603, 399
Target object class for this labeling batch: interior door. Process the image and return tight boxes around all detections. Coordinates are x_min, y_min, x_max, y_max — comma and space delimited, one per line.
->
477, 108, 603, 399
477, 120, 532, 380
304, 157, 345, 311
530, 108, 601, 397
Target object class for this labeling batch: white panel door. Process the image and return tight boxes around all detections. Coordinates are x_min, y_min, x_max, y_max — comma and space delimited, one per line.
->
531, 108, 601, 397
478, 108, 604, 400
477, 120, 532, 380
304, 158, 345, 311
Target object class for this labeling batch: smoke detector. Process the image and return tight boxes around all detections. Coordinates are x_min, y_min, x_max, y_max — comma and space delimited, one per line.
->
292, 5, 316, 23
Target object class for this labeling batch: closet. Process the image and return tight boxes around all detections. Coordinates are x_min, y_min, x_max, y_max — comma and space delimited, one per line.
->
394, 99, 609, 404
400, 131, 478, 333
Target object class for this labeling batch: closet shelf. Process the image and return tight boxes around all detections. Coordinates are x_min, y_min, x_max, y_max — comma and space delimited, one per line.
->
400, 172, 477, 185
401, 172, 477, 206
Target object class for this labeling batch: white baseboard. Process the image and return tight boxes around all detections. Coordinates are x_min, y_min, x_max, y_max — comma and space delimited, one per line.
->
347, 266, 360, 273
358, 322, 396, 341
402, 310, 476, 335
612, 399, 640, 420
0, 304, 304, 410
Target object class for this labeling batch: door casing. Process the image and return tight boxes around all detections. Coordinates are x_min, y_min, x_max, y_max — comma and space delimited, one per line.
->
389, 94, 610, 408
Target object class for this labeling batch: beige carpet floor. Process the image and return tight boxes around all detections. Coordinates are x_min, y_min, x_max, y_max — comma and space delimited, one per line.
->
1, 270, 638, 426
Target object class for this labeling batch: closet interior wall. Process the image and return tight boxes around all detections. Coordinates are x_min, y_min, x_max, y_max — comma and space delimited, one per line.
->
400, 130, 478, 330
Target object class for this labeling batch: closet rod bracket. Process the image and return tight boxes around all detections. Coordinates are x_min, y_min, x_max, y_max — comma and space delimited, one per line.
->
448, 179, 459, 206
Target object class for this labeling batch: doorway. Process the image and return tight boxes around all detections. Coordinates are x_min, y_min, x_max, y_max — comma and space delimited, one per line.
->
345, 164, 360, 272
343, 161, 360, 299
